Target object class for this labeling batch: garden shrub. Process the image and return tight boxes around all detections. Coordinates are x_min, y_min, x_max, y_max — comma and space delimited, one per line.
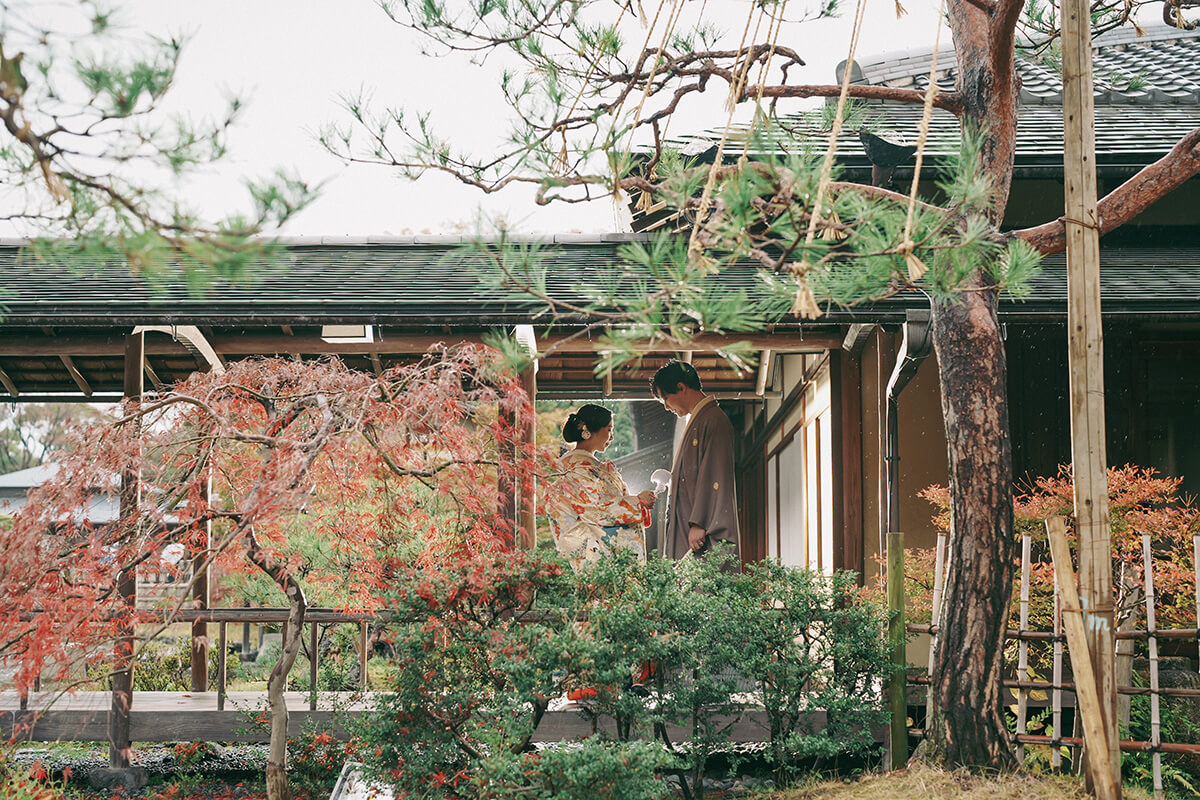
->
131, 637, 224, 692
359, 546, 890, 799
171, 740, 219, 772
0, 758, 64, 800
732, 560, 889, 784
287, 727, 363, 793
1123, 680, 1200, 800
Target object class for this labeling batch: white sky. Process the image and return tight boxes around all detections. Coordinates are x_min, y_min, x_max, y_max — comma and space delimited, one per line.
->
122, 0, 947, 236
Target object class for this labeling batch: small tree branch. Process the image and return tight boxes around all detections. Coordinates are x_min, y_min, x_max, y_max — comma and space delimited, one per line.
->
1011, 127, 1200, 255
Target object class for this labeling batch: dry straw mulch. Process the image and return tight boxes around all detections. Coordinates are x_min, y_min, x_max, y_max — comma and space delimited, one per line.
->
772, 763, 1152, 800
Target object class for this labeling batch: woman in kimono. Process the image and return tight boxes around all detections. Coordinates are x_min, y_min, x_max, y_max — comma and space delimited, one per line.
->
546, 404, 656, 571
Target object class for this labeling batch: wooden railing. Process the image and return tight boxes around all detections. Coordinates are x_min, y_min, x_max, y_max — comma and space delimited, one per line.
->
166, 607, 400, 711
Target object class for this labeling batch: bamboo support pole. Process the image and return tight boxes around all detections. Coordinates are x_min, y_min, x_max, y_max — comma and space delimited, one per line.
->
1142, 534, 1163, 799
1193, 534, 1199, 673
1047, 516, 1120, 800
1053, 569, 1065, 770
887, 530, 906, 770
924, 530, 947, 730
1018, 532, 1032, 763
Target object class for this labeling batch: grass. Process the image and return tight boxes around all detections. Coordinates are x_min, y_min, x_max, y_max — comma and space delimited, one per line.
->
767, 763, 1155, 800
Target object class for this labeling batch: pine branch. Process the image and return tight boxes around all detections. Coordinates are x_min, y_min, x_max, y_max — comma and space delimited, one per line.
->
1012, 126, 1200, 255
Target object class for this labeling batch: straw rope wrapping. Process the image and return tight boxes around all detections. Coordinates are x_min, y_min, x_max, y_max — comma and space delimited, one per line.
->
742, 0, 791, 158
786, 0, 868, 318
619, 0, 687, 207
684, 1, 768, 269
896, 0, 948, 283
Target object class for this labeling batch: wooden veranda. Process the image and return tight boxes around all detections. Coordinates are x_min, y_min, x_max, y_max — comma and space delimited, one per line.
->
0, 236, 841, 757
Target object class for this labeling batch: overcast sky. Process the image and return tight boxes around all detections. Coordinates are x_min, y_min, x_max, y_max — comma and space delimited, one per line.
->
122, 0, 947, 237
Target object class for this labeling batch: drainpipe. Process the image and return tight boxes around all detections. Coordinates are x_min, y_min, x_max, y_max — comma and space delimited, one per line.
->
884, 307, 933, 770
885, 309, 934, 537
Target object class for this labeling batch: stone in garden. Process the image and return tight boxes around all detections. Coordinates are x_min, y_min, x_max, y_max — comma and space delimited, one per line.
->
87, 766, 148, 791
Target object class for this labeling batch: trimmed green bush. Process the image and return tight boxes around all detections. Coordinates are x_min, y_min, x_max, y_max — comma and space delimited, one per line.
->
359, 548, 888, 799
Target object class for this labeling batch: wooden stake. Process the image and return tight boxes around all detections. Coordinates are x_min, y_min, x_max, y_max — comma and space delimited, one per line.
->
1046, 516, 1120, 800
925, 530, 947, 729
1141, 534, 1163, 798
887, 530, 907, 770
1017, 532, 1032, 763
1061, 0, 1120, 786
1053, 567, 1065, 771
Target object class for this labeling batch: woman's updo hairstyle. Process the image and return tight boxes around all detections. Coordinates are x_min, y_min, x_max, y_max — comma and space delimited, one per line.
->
562, 403, 613, 444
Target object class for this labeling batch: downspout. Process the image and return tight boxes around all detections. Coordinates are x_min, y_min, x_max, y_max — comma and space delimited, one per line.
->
884, 307, 933, 770
885, 308, 934, 537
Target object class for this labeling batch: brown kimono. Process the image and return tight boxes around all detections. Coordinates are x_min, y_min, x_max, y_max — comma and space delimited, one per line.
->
664, 396, 740, 561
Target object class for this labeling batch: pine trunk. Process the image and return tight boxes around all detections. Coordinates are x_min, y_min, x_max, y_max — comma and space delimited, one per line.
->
912, 0, 1024, 768
918, 281, 1019, 768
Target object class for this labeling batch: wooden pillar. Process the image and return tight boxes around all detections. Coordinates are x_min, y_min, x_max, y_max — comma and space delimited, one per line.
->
190, 471, 211, 692
517, 363, 538, 550
110, 331, 143, 768
1061, 0, 1120, 790
831, 350, 864, 580
498, 401, 519, 546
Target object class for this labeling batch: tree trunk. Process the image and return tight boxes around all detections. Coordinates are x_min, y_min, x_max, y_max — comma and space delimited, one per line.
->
910, 0, 1025, 769
246, 527, 308, 800
917, 280, 1019, 769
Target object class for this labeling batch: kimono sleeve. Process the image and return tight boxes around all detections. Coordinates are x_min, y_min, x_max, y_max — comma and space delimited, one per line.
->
685, 410, 738, 538
597, 462, 646, 528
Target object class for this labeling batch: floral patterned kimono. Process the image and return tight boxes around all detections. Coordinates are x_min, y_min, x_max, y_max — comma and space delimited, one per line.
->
545, 449, 648, 570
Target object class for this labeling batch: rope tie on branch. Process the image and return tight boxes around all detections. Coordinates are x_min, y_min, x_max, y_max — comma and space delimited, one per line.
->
787, 0, 868, 318
743, 0, 790, 159
898, 0, 947, 284
617, 0, 686, 203
685, 0, 765, 268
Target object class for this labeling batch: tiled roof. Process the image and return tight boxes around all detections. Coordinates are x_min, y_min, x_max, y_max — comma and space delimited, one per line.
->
664, 26, 1200, 174
0, 238, 766, 326
0, 241, 1197, 324
679, 104, 1200, 167
854, 24, 1200, 105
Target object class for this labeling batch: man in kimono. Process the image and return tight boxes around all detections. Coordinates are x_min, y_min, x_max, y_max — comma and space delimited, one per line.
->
651, 360, 740, 563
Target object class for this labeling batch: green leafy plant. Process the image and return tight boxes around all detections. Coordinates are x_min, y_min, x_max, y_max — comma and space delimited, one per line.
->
287, 726, 363, 794
171, 740, 219, 773
361, 547, 889, 799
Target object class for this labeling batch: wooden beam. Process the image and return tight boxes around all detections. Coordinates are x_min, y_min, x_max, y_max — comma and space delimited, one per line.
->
0, 364, 18, 396
143, 360, 165, 391
0, 331, 843, 358
842, 324, 874, 357
59, 355, 92, 397
1062, 0, 1119, 787
133, 325, 226, 374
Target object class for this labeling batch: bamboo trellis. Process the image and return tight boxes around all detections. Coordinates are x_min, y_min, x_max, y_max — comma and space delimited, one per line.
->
909, 532, 1200, 799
